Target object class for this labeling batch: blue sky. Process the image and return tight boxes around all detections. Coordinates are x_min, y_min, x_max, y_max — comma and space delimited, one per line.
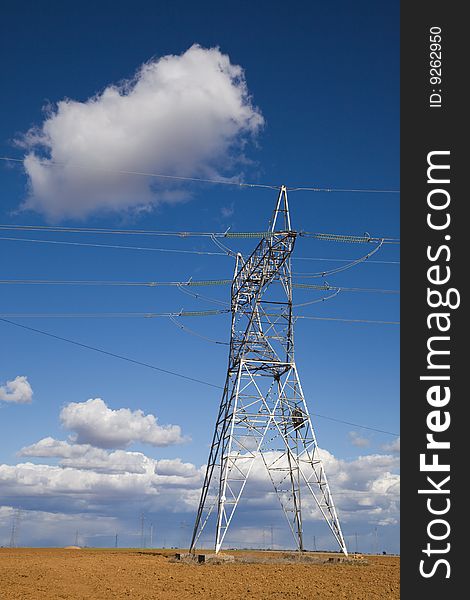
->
0, 1, 399, 553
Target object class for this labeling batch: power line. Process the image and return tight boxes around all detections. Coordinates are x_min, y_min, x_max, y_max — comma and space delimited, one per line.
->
0, 235, 399, 264
0, 224, 397, 244
288, 186, 399, 194
0, 278, 232, 287
176, 282, 229, 307
0, 235, 227, 256
0, 317, 222, 389
293, 283, 399, 294
169, 315, 229, 346
294, 257, 400, 266
0, 310, 228, 318
0, 318, 398, 436
0, 223, 237, 236
0, 279, 399, 294
293, 239, 386, 278
309, 413, 398, 437
293, 287, 341, 308
299, 232, 399, 244
0, 156, 400, 194
0, 312, 399, 324
296, 315, 399, 325
0, 156, 278, 191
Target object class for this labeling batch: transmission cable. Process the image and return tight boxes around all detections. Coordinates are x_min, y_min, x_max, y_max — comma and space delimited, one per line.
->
293, 283, 399, 295
293, 287, 341, 308
309, 412, 399, 436
0, 156, 400, 194
169, 315, 228, 345
0, 317, 222, 389
0, 312, 399, 324
176, 283, 230, 307
210, 233, 237, 257
0, 235, 227, 256
295, 315, 399, 325
0, 235, 399, 265
0, 310, 228, 318
0, 278, 232, 288
294, 256, 400, 266
294, 239, 385, 278
299, 231, 397, 244
0, 278, 399, 295
0, 317, 398, 435
0, 223, 398, 244
287, 185, 399, 194
0, 157, 278, 191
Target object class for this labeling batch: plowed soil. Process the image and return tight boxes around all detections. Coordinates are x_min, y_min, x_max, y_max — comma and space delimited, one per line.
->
0, 548, 399, 599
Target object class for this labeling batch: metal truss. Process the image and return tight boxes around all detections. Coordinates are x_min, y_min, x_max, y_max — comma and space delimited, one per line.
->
190, 186, 347, 555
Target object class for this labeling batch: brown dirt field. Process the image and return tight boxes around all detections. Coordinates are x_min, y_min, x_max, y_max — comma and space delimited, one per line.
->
0, 548, 400, 599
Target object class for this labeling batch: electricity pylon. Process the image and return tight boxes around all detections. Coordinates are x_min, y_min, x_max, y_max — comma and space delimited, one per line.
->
9, 508, 22, 548
190, 186, 347, 556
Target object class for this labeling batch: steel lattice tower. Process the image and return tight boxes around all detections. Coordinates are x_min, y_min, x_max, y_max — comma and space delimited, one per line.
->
190, 186, 347, 555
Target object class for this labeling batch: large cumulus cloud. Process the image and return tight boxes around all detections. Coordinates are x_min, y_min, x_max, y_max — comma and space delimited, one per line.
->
18, 45, 264, 220
58, 398, 185, 448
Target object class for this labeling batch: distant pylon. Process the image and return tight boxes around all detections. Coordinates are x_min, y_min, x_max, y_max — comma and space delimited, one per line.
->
9, 508, 21, 548
140, 512, 145, 549
190, 186, 347, 555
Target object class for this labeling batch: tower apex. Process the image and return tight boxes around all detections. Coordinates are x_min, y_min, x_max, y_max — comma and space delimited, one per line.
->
269, 185, 292, 233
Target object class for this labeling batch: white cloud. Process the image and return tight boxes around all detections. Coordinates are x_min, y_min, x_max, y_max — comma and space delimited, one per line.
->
0, 448, 398, 515
59, 398, 185, 449
19, 437, 92, 459
19, 437, 148, 474
1, 396, 399, 550
0, 375, 33, 404
223, 448, 399, 525
348, 430, 370, 448
18, 44, 264, 220
19, 437, 200, 479
154, 457, 200, 478
0, 445, 399, 549
0, 458, 201, 504
381, 436, 400, 453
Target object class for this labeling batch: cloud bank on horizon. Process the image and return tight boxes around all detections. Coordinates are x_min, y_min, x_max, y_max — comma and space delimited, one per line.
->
17, 45, 264, 221
0, 396, 399, 549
